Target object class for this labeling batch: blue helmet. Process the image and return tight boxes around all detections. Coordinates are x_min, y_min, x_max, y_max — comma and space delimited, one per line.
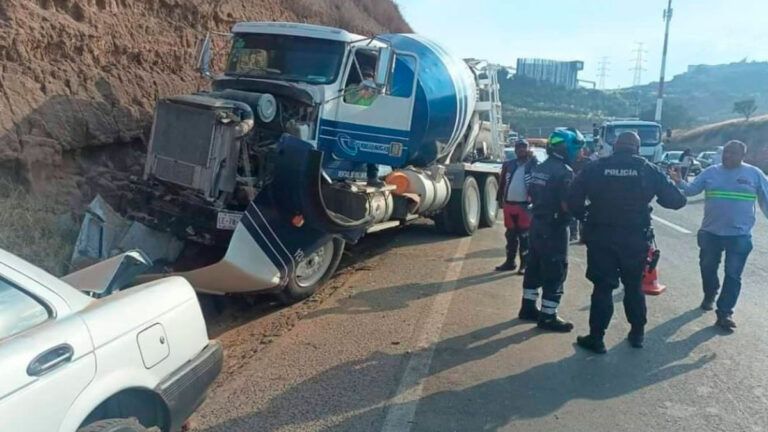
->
547, 128, 585, 163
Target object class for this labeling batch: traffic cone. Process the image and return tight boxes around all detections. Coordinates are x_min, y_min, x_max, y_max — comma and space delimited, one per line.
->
642, 247, 667, 296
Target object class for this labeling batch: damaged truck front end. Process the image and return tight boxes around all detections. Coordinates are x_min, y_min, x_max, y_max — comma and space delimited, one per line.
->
74, 81, 371, 303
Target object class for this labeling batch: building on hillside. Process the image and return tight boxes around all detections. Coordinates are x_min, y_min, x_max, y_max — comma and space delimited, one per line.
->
515, 58, 584, 89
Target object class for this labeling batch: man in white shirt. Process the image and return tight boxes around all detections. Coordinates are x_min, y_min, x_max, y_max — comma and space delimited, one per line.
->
495, 139, 539, 273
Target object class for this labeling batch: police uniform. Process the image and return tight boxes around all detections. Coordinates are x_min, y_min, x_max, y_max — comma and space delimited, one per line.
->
521, 155, 574, 331
568, 149, 686, 350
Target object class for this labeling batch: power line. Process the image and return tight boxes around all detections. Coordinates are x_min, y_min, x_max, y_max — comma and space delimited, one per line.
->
597, 56, 610, 89
630, 42, 648, 87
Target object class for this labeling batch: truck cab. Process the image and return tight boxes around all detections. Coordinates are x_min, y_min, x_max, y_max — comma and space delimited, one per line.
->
594, 120, 666, 163
75, 22, 503, 303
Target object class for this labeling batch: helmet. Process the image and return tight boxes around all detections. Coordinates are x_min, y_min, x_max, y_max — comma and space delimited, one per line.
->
513, 138, 530, 148
547, 128, 585, 163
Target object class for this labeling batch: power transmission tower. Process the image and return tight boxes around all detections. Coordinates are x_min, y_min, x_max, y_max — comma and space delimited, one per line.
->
630, 42, 648, 86
597, 57, 610, 89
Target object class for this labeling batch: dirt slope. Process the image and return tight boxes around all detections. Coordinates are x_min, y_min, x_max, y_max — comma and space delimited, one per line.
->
0, 0, 409, 273
671, 115, 768, 172
0, 0, 409, 193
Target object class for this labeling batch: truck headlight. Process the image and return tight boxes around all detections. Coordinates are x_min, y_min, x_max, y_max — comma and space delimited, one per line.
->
257, 93, 277, 123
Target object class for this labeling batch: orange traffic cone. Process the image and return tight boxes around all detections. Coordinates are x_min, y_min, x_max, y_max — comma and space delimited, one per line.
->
642, 247, 667, 295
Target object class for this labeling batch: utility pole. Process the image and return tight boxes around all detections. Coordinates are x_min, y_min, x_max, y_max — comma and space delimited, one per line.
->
655, 0, 673, 122
630, 42, 647, 87
597, 57, 610, 90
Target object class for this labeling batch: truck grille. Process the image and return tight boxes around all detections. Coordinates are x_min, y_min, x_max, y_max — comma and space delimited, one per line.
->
149, 100, 217, 187
154, 157, 196, 186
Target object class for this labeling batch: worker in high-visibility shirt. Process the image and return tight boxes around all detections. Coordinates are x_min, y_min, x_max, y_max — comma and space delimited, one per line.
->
344, 67, 383, 186
670, 140, 768, 331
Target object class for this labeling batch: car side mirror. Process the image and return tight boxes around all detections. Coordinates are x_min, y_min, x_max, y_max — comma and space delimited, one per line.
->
197, 33, 213, 79
375, 46, 394, 88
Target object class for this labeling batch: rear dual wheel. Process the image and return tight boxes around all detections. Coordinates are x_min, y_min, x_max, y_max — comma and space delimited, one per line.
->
436, 174, 498, 236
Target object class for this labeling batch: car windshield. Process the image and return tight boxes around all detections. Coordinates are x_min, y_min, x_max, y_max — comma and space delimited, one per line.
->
665, 151, 682, 161
226, 33, 346, 84
605, 125, 662, 147
503, 147, 548, 162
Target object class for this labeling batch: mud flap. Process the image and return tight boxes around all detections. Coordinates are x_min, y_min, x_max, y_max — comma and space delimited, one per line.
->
240, 135, 371, 287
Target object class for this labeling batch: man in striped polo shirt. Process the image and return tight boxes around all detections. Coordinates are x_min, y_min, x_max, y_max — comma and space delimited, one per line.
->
671, 140, 768, 331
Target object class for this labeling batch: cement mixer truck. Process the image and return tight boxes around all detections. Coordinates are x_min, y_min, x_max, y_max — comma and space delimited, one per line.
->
73, 22, 506, 303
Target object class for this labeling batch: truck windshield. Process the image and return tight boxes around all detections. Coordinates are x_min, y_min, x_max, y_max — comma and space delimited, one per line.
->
605, 125, 662, 147
226, 33, 345, 85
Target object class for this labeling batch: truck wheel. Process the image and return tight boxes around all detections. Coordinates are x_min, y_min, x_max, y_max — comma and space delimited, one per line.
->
446, 175, 481, 236
478, 175, 499, 228
278, 238, 345, 304
78, 418, 147, 432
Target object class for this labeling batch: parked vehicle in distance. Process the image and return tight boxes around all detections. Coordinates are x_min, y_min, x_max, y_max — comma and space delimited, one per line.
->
697, 150, 717, 168
658, 150, 702, 176
504, 146, 548, 162
0, 249, 222, 432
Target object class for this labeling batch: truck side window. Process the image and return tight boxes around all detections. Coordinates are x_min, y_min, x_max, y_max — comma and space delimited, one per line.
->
389, 54, 416, 98
344, 50, 379, 106
0, 279, 50, 340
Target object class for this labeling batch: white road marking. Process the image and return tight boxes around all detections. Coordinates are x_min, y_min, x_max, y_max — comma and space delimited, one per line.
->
380, 236, 473, 432
652, 215, 693, 234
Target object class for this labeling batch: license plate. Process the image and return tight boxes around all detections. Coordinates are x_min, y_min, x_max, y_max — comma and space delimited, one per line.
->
216, 211, 242, 230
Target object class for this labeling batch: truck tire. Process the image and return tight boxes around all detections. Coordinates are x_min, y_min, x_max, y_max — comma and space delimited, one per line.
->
478, 175, 499, 228
78, 418, 148, 432
278, 238, 345, 304
446, 175, 481, 236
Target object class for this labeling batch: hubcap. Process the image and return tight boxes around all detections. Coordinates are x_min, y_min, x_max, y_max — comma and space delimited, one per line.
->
464, 184, 480, 229
485, 180, 499, 219
295, 240, 335, 288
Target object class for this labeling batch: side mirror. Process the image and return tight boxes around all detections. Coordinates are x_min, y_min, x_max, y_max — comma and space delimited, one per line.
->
375, 46, 394, 88
197, 33, 213, 79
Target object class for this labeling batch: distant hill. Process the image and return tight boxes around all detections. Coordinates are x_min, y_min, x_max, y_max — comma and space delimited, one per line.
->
621, 61, 768, 124
671, 115, 768, 172
500, 60, 768, 136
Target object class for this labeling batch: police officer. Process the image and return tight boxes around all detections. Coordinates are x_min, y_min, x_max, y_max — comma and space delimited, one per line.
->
520, 128, 584, 332
568, 131, 686, 353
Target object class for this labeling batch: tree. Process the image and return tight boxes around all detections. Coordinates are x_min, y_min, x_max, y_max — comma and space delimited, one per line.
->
733, 98, 758, 121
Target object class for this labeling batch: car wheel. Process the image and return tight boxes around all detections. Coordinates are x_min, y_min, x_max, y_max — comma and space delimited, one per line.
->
78, 418, 148, 432
478, 175, 499, 228
277, 238, 345, 304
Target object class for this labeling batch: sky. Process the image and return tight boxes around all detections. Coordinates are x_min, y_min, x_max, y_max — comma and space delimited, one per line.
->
396, 0, 768, 89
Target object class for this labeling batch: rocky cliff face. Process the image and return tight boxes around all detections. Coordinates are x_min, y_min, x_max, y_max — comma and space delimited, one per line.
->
0, 0, 410, 198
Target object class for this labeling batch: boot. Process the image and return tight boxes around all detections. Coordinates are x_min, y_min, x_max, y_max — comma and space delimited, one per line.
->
516, 254, 526, 275
628, 326, 644, 348
495, 260, 517, 272
577, 334, 607, 354
537, 313, 574, 333
715, 315, 736, 331
367, 177, 385, 188
518, 299, 540, 321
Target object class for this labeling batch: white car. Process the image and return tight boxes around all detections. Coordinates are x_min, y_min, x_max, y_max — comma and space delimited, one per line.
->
0, 249, 222, 432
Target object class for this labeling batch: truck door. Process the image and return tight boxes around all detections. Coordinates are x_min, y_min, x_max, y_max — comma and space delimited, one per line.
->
318, 48, 418, 168
0, 266, 95, 431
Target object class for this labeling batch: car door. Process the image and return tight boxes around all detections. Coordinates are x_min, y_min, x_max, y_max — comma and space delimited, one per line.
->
318, 47, 418, 168
0, 265, 95, 432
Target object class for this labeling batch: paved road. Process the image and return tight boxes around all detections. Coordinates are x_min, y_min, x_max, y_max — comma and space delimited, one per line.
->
192, 196, 768, 432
